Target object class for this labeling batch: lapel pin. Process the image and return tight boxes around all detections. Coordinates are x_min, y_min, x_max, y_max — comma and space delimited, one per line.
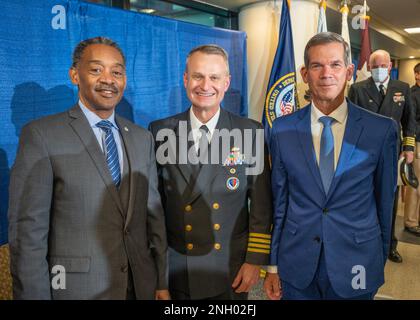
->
124, 127, 129, 132
226, 177, 240, 191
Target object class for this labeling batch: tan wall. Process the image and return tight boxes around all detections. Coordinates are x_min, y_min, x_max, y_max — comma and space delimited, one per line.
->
399, 59, 420, 87
239, 0, 319, 121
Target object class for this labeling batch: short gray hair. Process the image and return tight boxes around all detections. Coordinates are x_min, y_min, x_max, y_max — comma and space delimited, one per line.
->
71, 36, 125, 68
185, 44, 230, 74
304, 32, 351, 67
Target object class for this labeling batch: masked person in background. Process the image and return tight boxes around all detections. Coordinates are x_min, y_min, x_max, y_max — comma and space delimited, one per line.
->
349, 49, 416, 263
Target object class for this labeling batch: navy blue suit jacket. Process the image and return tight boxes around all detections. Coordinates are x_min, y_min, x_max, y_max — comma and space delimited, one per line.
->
269, 100, 397, 298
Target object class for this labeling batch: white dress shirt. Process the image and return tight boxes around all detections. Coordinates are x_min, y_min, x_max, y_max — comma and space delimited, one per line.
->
311, 99, 348, 169
79, 100, 124, 175
189, 106, 220, 152
374, 76, 390, 94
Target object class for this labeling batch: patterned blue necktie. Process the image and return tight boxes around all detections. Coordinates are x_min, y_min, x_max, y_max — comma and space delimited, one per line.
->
319, 116, 335, 194
96, 120, 121, 188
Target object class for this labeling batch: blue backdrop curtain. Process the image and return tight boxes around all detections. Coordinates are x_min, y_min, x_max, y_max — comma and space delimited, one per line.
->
0, 0, 248, 245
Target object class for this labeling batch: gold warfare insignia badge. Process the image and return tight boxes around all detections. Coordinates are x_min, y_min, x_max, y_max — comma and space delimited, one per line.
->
223, 147, 245, 166
393, 94, 405, 103
265, 72, 298, 128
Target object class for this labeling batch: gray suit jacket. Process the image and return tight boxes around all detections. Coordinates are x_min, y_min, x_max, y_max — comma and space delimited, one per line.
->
8, 105, 167, 299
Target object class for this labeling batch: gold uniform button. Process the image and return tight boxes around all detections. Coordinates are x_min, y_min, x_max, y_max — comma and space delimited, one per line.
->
187, 243, 194, 250
230, 168, 236, 174
185, 205, 192, 212
185, 225, 192, 232
214, 243, 221, 250
214, 224, 221, 231
212, 203, 220, 210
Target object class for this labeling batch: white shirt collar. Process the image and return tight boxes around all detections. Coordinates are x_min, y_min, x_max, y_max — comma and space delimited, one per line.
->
189, 106, 220, 137
374, 76, 390, 90
311, 99, 348, 125
78, 100, 118, 130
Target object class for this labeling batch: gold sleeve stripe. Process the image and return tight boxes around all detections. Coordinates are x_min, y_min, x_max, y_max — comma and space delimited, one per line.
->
247, 248, 270, 254
249, 233, 271, 239
403, 137, 416, 146
248, 237, 271, 244
402, 174, 411, 186
248, 243, 271, 249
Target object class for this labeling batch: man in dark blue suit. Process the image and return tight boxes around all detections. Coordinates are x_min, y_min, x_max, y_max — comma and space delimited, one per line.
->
264, 32, 397, 300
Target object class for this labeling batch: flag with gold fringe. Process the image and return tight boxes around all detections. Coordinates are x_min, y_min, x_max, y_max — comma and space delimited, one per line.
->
262, 0, 299, 142
317, 0, 328, 33
341, 0, 353, 89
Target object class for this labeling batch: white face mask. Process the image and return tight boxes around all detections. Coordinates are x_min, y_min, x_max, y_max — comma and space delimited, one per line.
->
371, 67, 389, 83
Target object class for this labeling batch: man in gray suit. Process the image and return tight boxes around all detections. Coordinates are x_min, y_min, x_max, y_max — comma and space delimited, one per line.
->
8, 37, 169, 300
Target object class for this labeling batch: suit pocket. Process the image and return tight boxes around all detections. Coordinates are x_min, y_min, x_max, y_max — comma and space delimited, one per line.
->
354, 225, 381, 244
283, 218, 298, 235
48, 256, 91, 273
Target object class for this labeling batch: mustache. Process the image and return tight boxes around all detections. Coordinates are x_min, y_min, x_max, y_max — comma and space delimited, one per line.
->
95, 84, 119, 93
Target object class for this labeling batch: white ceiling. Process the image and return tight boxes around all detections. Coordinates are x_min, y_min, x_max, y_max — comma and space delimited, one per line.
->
351, 0, 420, 46
198, 0, 420, 59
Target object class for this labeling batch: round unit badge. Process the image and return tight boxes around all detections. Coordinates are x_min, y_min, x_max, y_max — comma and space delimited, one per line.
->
226, 177, 240, 191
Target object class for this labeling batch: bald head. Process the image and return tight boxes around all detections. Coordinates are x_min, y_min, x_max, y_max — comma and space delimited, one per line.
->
369, 50, 392, 71
368, 49, 392, 83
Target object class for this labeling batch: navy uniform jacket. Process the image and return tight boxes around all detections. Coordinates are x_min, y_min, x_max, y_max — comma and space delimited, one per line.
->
348, 77, 415, 151
411, 84, 420, 141
149, 108, 272, 299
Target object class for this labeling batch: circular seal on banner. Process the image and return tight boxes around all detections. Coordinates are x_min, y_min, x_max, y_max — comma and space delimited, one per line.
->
226, 177, 240, 191
265, 72, 297, 128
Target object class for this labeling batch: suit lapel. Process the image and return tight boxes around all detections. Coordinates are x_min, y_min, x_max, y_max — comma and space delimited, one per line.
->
326, 102, 363, 201
385, 80, 398, 101
68, 105, 124, 216
296, 105, 325, 195
174, 110, 195, 185
116, 116, 138, 228
365, 77, 382, 108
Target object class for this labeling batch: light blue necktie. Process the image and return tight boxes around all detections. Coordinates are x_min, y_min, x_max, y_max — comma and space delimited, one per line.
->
96, 120, 121, 188
319, 116, 335, 194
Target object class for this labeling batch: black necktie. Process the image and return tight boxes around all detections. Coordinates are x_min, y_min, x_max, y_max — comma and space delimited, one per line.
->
191, 125, 210, 178
379, 84, 386, 100
197, 125, 210, 158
